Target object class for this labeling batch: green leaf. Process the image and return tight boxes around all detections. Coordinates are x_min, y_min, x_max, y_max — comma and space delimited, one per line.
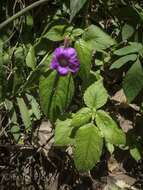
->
0, 55, 5, 102
17, 97, 31, 131
26, 45, 36, 70
39, 71, 74, 121
72, 28, 84, 37
70, 0, 87, 21
74, 123, 103, 171
130, 147, 141, 161
106, 142, 114, 154
10, 125, 20, 142
75, 39, 92, 81
84, 80, 108, 109
96, 110, 126, 145
55, 119, 73, 146
44, 25, 66, 41
82, 25, 116, 51
123, 59, 143, 103
71, 107, 92, 128
110, 54, 137, 69
122, 23, 134, 41
114, 42, 143, 56
26, 94, 41, 120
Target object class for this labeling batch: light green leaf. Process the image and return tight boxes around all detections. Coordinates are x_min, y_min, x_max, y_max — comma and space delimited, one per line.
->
72, 28, 84, 37
84, 80, 108, 109
123, 59, 143, 103
70, 0, 87, 21
114, 42, 143, 56
55, 119, 73, 146
17, 97, 31, 131
44, 25, 66, 41
82, 25, 116, 51
71, 107, 92, 128
26, 94, 41, 120
106, 142, 114, 154
39, 71, 74, 121
75, 39, 92, 81
10, 125, 20, 142
130, 147, 141, 161
110, 54, 137, 69
122, 23, 134, 41
74, 123, 103, 171
26, 45, 36, 70
96, 110, 126, 145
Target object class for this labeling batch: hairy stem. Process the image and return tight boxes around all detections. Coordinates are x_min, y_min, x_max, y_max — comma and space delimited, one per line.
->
0, 0, 49, 30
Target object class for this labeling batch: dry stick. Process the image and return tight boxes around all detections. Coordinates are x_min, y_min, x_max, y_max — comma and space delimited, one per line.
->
0, 0, 49, 31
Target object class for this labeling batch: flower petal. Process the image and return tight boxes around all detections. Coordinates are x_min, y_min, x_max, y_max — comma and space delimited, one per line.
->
50, 56, 59, 69
65, 48, 77, 58
57, 66, 69, 76
54, 47, 65, 59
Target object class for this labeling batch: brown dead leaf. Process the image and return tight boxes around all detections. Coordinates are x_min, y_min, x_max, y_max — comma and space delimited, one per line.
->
32, 120, 54, 156
107, 155, 125, 174
111, 89, 140, 111
117, 114, 133, 132
111, 89, 128, 107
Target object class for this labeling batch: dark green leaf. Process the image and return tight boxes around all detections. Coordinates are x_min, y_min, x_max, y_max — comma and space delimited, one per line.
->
110, 54, 137, 69
82, 25, 116, 51
114, 42, 143, 56
70, 0, 87, 21
122, 23, 134, 41
39, 71, 74, 121
123, 59, 143, 102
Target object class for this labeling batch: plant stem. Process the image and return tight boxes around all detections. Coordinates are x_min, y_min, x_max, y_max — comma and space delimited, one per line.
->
0, 0, 49, 31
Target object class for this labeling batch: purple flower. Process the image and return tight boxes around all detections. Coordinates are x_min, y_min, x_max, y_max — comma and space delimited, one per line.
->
50, 47, 80, 76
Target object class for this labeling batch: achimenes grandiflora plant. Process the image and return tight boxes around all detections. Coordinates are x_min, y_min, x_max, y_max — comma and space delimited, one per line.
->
54, 80, 126, 171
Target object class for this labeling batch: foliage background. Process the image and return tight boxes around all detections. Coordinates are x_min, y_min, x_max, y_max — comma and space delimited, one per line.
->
1, 0, 143, 189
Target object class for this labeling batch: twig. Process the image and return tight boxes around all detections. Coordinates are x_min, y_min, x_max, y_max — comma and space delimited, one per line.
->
0, 0, 49, 31
0, 144, 35, 150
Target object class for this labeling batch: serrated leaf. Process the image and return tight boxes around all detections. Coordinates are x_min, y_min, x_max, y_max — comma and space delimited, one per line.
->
110, 54, 137, 69
84, 80, 108, 109
123, 59, 143, 103
44, 25, 66, 41
75, 39, 92, 81
82, 25, 116, 51
71, 107, 92, 128
39, 71, 74, 121
70, 0, 87, 21
17, 97, 31, 131
26, 45, 36, 70
55, 119, 73, 146
122, 23, 134, 41
114, 42, 143, 56
96, 110, 126, 145
74, 123, 103, 171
